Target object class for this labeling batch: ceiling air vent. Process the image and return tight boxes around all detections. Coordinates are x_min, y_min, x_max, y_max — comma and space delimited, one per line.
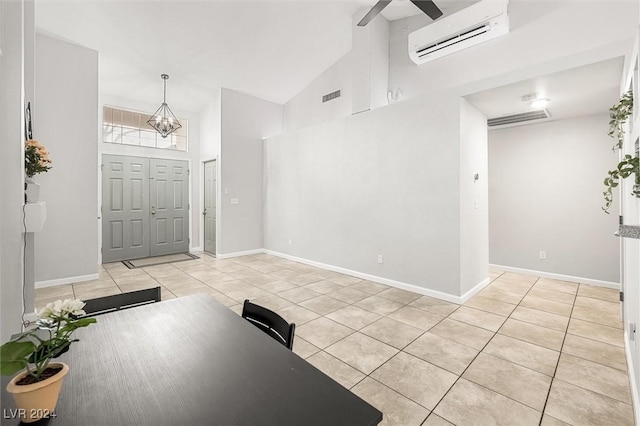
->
487, 109, 551, 128
322, 90, 341, 103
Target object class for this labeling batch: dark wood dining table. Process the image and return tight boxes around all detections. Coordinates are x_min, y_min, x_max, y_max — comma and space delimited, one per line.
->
1, 294, 382, 425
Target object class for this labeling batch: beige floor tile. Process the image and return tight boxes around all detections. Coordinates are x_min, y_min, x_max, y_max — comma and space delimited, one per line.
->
571, 305, 622, 329
326, 305, 381, 330
567, 318, 624, 347
574, 295, 619, 312
160, 289, 176, 300
498, 318, 565, 351
142, 264, 184, 279
535, 278, 579, 294
562, 333, 627, 371
304, 280, 345, 295
107, 267, 150, 279
527, 288, 575, 305
236, 273, 279, 287
286, 272, 326, 286
462, 353, 552, 410
429, 318, 494, 350
156, 274, 202, 290
405, 332, 479, 375
499, 272, 538, 285
35, 284, 75, 299
325, 332, 398, 374
296, 317, 354, 349
489, 271, 503, 282
489, 279, 533, 296
352, 378, 430, 426
388, 306, 445, 331
434, 378, 541, 426
227, 304, 243, 315
350, 280, 390, 295
371, 352, 457, 410
247, 294, 293, 312
510, 306, 569, 332
117, 280, 163, 293
212, 262, 249, 274
422, 414, 454, 426
355, 295, 405, 316
519, 295, 573, 317
545, 379, 633, 426
112, 273, 156, 286
307, 351, 366, 389
246, 260, 283, 274
209, 291, 238, 307
299, 295, 349, 315
463, 295, 516, 317
540, 414, 571, 426
409, 296, 459, 316
326, 274, 363, 286
554, 353, 631, 404
477, 286, 524, 305
577, 284, 619, 303
483, 334, 559, 376
360, 317, 425, 350
278, 287, 322, 303
74, 285, 122, 300
377, 288, 422, 304
171, 285, 219, 298
217, 282, 267, 302
277, 304, 320, 325
327, 287, 369, 304
292, 337, 321, 359
266, 268, 300, 281
72, 279, 117, 293
259, 280, 297, 293
448, 306, 506, 332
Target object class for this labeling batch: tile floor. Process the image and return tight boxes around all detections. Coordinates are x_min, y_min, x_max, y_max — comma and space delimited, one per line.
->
35, 253, 633, 426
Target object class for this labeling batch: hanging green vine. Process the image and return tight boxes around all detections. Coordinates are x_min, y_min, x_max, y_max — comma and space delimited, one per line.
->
603, 90, 639, 213
603, 154, 640, 213
608, 89, 634, 150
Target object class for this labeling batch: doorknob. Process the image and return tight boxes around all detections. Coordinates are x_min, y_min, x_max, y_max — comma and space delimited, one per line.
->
203, 208, 207, 216
151, 205, 156, 215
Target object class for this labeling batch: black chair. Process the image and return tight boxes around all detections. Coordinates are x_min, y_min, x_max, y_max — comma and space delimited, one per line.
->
82, 287, 161, 316
242, 299, 295, 350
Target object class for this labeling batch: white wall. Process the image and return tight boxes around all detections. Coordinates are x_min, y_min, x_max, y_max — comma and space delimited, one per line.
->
219, 88, 283, 255
488, 114, 620, 284
0, 0, 31, 342
459, 98, 489, 294
266, 91, 465, 296
33, 34, 98, 284
99, 94, 203, 254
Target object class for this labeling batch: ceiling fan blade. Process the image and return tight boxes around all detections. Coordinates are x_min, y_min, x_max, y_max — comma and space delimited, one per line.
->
357, 0, 392, 27
410, 0, 443, 20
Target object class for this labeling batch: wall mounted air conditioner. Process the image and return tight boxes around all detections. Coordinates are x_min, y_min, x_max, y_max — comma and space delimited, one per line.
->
408, 0, 509, 65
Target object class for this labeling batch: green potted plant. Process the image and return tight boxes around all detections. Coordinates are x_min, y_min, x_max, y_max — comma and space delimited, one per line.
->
1, 299, 96, 423
603, 90, 639, 213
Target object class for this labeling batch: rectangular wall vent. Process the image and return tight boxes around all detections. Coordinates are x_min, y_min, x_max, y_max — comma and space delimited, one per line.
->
322, 90, 341, 103
487, 109, 551, 128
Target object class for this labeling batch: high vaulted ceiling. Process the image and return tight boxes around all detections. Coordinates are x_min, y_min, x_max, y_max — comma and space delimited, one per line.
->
35, 0, 476, 113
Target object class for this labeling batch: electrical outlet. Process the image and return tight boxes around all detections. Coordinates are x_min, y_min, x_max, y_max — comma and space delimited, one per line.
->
539, 251, 547, 260
377, 255, 383, 264
630, 322, 636, 341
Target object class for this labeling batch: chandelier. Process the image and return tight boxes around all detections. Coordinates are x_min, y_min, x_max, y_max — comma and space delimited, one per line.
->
147, 74, 182, 138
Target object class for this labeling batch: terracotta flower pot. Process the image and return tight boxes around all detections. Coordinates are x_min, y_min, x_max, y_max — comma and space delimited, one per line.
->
6, 362, 69, 423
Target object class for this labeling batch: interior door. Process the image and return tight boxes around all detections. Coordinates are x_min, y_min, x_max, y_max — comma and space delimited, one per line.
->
101, 155, 150, 263
204, 160, 217, 255
149, 158, 190, 256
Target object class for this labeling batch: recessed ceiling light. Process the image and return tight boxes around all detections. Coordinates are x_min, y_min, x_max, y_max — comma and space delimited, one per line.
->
531, 98, 550, 109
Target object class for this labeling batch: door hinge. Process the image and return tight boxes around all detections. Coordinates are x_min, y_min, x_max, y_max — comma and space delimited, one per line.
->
620, 291, 624, 302
620, 215, 624, 225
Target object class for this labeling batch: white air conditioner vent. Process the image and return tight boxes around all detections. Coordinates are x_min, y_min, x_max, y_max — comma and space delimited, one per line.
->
409, 0, 509, 65
487, 109, 551, 128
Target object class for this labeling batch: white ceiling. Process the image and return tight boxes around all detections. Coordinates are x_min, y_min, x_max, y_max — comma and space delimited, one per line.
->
35, 0, 475, 114
465, 57, 625, 124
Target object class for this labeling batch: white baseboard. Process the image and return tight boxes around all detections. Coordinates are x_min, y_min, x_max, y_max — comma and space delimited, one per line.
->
625, 332, 639, 425
190, 246, 203, 253
35, 273, 99, 289
217, 249, 265, 259
460, 277, 491, 304
489, 264, 620, 289
264, 249, 466, 304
